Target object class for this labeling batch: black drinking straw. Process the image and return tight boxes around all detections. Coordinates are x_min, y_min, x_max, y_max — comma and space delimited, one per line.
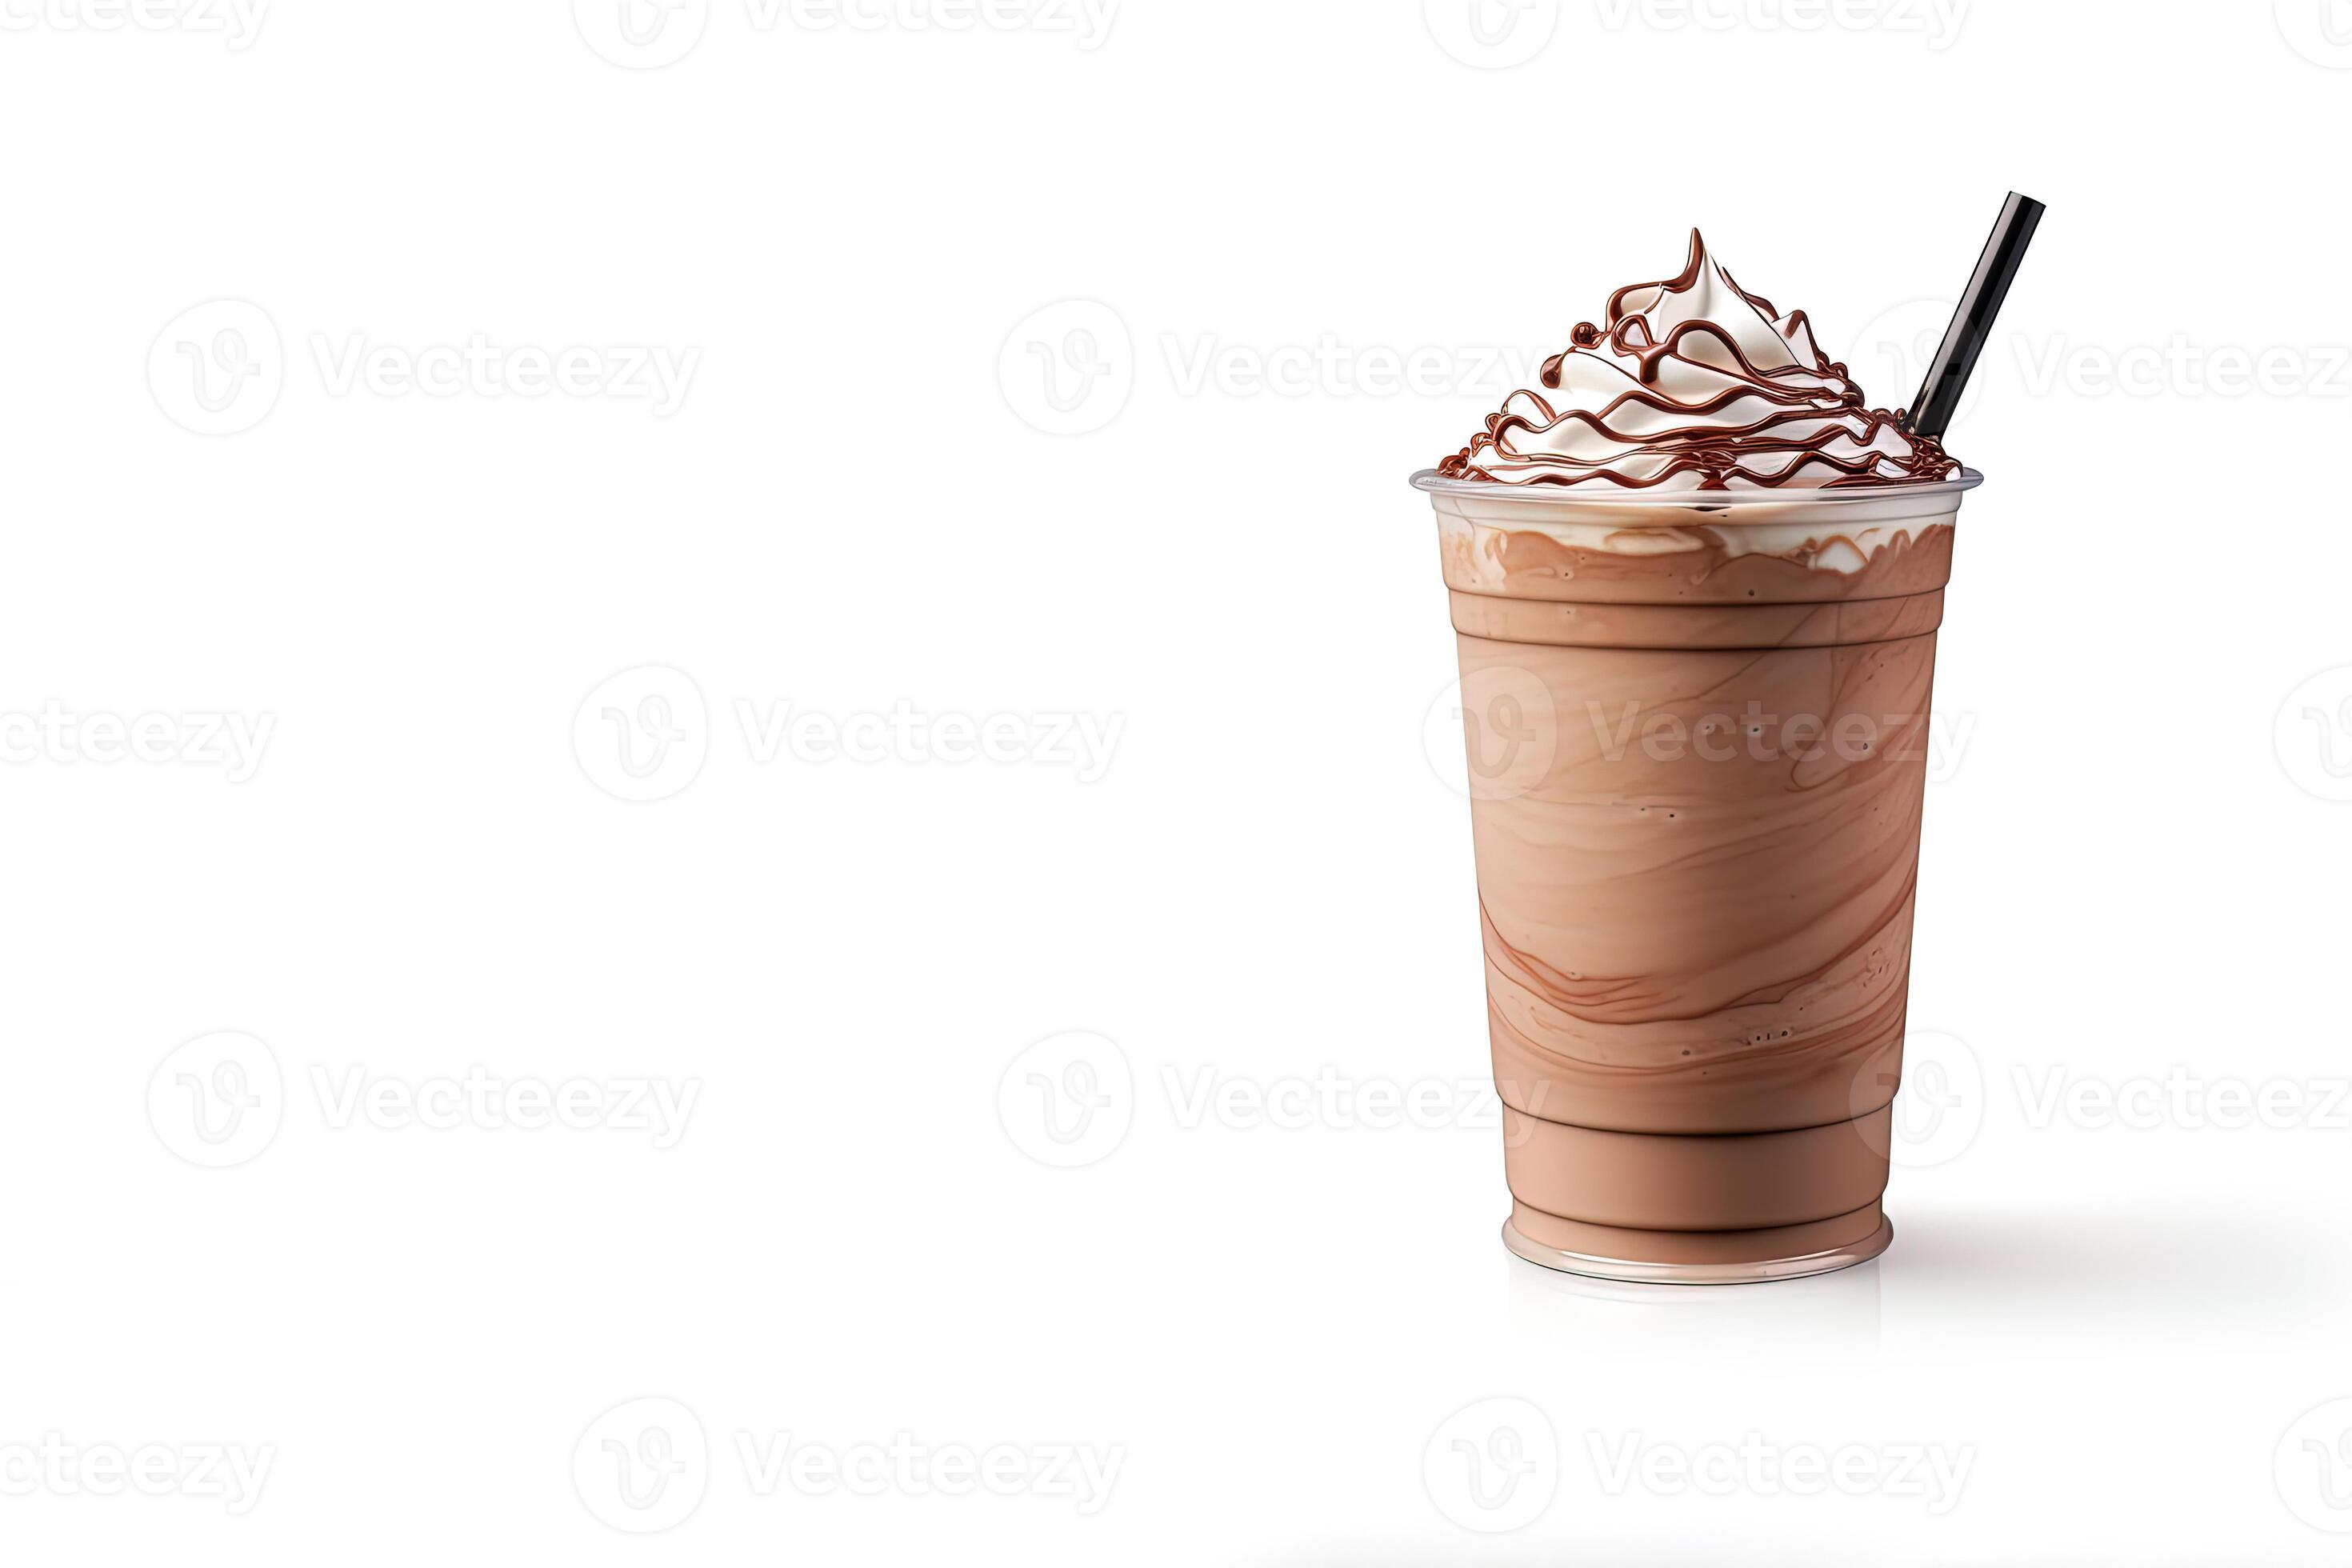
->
1903, 191, 2046, 438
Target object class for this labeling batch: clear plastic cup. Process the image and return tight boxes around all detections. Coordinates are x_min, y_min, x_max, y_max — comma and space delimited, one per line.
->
1416, 468, 1982, 1283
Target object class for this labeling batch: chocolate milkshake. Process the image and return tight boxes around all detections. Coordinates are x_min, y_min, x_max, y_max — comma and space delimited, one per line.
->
1421, 232, 1981, 1283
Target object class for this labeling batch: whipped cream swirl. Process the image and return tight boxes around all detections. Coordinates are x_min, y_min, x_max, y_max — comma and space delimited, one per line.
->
1438, 232, 1958, 490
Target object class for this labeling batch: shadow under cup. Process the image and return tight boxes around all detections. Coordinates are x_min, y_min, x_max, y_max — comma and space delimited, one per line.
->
1418, 469, 1980, 1285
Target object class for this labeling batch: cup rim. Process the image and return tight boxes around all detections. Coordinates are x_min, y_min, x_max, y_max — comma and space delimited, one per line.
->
1409, 467, 1984, 510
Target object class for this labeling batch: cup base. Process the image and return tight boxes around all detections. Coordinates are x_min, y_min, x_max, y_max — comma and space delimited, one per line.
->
1500, 1214, 1893, 1286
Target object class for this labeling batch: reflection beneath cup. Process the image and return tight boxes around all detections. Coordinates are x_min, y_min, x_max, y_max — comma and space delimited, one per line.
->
1503, 1248, 1883, 1358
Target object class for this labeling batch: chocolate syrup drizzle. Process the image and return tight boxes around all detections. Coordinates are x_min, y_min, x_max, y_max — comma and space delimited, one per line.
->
1438, 232, 1958, 490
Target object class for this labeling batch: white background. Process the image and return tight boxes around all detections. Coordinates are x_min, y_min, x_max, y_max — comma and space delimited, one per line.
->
4, 1, 2350, 1562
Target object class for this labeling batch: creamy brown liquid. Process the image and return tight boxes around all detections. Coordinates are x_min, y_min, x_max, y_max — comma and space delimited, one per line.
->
1441, 499, 1957, 1261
